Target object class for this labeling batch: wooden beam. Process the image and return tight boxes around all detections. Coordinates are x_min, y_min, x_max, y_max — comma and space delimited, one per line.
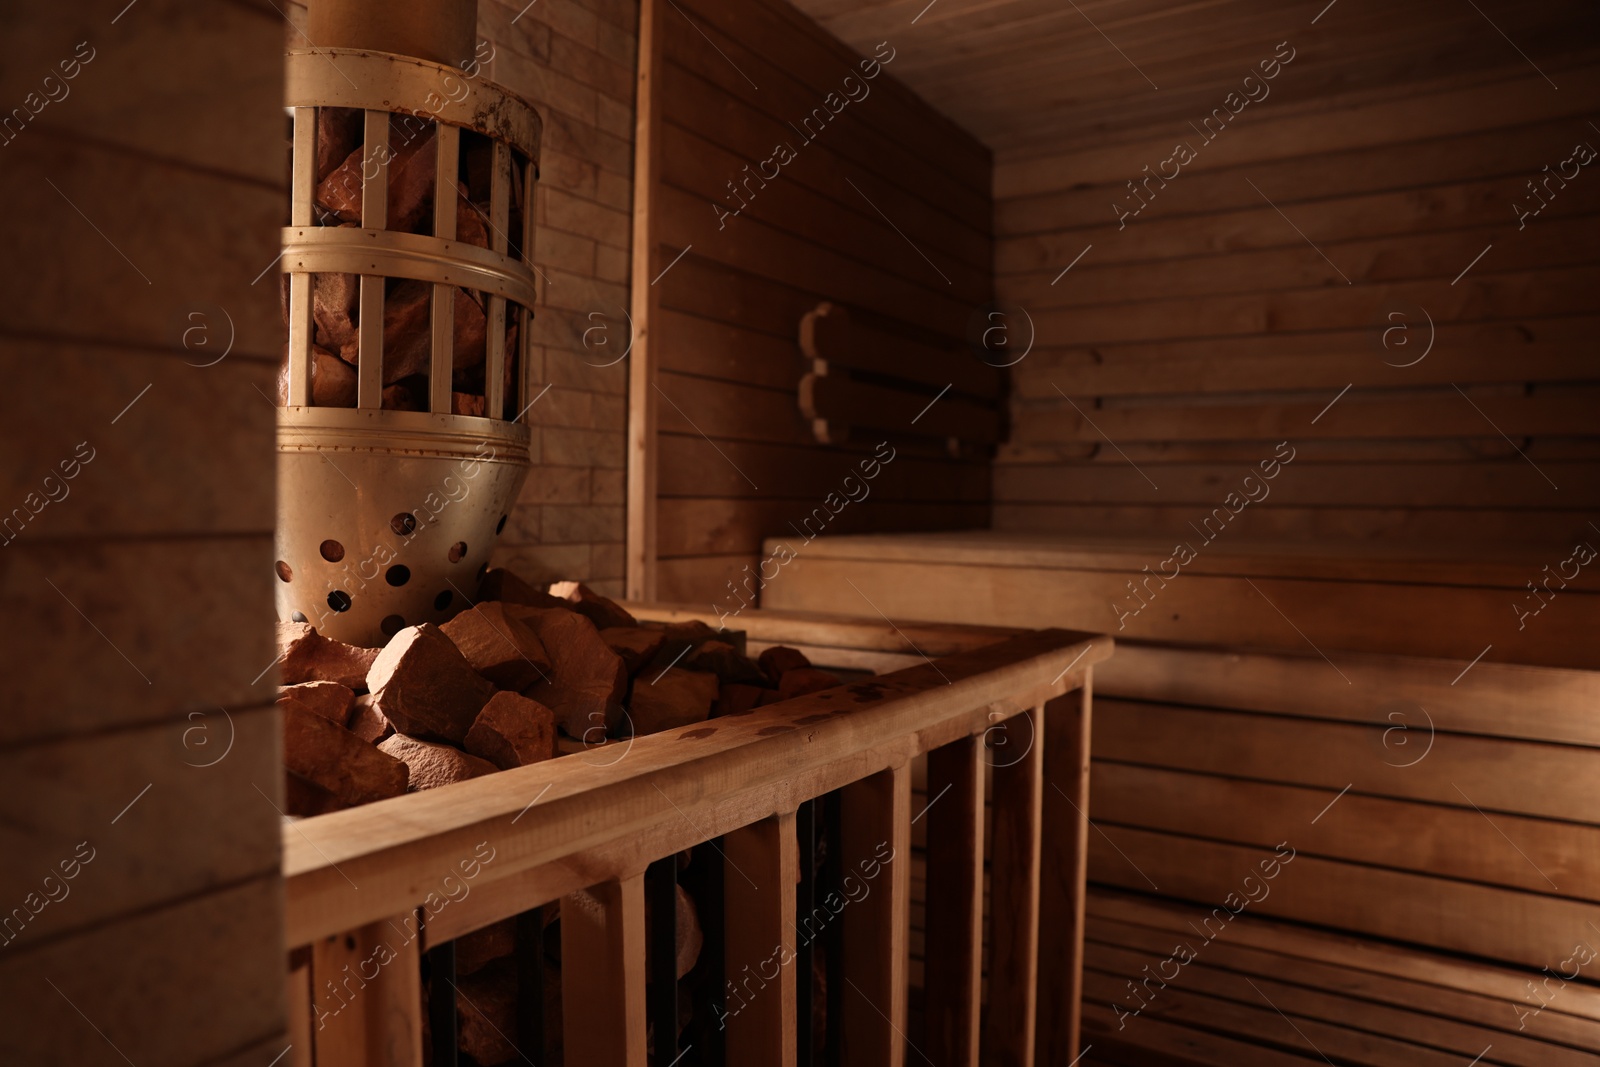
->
801, 302, 1001, 399
724, 811, 800, 1067
838, 763, 911, 1067
626, 601, 1020, 656
761, 550, 1600, 669
626, 0, 666, 600
561, 875, 648, 1066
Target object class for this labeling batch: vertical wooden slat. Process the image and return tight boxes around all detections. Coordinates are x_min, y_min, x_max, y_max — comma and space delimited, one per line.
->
311, 914, 424, 1067
356, 274, 386, 409
515, 907, 545, 1060
983, 707, 1045, 1067
291, 107, 316, 227
360, 108, 390, 228
796, 800, 817, 1067
286, 273, 315, 407
626, 0, 665, 600
518, 156, 538, 419
485, 294, 507, 419
488, 140, 511, 251
427, 941, 458, 1067
1037, 674, 1094, 1064
286, 949, 314, 1067
704, 837, 730, 1067
923, 735, 985, 1067
485, 140, 512, 421
647, 859, 681, 1062
429, 123, 460, 416
822, 793, 843, 1067
286, 107, 316, 407
724, 811, 799, 1067
838, 763, 911, 1067
356, 109, 389, 410
562, 875, 649, 1066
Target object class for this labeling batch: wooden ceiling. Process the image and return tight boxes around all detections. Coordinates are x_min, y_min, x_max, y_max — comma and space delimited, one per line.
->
787, 0, 1600, 159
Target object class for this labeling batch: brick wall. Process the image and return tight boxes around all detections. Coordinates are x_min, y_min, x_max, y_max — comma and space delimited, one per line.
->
474, 0, 636, 598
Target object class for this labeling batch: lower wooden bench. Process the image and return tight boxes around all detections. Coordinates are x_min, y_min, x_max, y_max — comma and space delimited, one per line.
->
760, 530, 1600, 1063
1079, 889, 1600, 1067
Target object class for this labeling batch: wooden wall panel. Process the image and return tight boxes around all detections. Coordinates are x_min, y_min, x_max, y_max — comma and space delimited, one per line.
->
0, 1, 286, 1060
992, 58, 1600, 548
641, 0, 994, 605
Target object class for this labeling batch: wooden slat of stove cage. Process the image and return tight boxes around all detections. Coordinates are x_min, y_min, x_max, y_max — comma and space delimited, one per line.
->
724, 811, 800, 1066
923, 735, 986, 1067
311, 913, 424, 1066
518, 146, 537, 421
429, 123, 460, 416
839, 763, 912, 1067
984, 706, 1046, 1067
484, 140, 512, 421
287, 106, 316, 407
562, 875, 649, 1066
357, 109, 388, 410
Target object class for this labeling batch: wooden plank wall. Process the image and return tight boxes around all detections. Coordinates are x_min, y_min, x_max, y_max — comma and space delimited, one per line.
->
0, 1, 287, 1063
994, 56, 1600, 549
642, 0, 995, 604
1088, 645, 1600, 972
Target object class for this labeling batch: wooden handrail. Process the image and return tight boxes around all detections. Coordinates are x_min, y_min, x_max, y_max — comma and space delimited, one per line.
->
284, 626, 1106, 946
283, 608, 1111, 1066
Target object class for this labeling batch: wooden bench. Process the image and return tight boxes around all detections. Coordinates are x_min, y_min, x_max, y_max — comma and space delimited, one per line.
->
1078, 889, 1600, 1066
760, 531, 1600, 1065
281, 605, 1110, 1066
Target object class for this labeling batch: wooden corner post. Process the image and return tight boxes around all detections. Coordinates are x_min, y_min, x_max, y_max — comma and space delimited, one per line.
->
1037, 670, 1094, 1063
625, 0, 665, 601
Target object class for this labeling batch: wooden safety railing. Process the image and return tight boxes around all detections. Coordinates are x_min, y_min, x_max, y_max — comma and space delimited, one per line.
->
282, 605, 1111, 1066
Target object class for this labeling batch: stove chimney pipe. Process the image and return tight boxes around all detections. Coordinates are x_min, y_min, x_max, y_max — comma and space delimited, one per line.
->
306, 0, 479, 69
